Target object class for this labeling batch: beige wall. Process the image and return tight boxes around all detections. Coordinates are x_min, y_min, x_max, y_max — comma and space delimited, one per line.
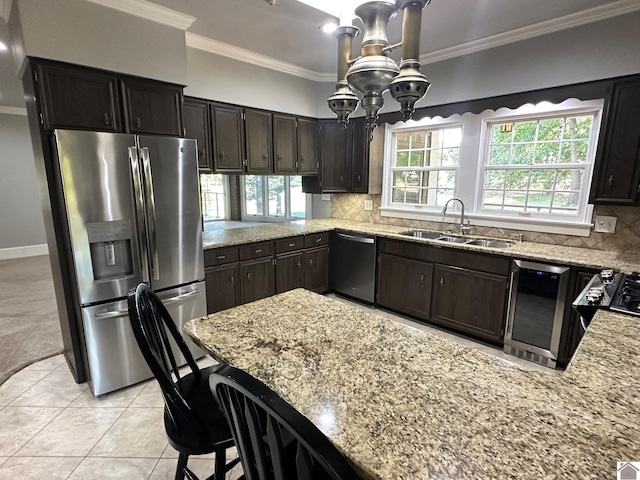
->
11, 0, 187, 85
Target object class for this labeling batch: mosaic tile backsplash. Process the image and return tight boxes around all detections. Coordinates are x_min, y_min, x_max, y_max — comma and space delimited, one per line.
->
331, 194, 640, 254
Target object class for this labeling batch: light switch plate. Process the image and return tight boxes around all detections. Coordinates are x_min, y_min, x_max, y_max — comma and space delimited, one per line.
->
364, 200, 373, 211
594, 215, 617, 233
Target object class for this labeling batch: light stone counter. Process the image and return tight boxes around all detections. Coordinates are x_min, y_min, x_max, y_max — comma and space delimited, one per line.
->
185, 289, 640, 479
202, 219, 640, 273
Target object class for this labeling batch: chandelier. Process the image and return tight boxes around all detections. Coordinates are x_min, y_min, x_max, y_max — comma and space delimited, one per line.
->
327, 0, 431, 133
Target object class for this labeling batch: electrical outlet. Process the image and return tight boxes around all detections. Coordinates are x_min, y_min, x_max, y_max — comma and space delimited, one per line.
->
321, 193, 331, 201
594, 215, 617, 233
364, 200, 373, 211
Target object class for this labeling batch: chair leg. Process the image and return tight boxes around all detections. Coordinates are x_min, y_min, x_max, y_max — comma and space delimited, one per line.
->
213, 448, 227, 480
175, 453, 190, 480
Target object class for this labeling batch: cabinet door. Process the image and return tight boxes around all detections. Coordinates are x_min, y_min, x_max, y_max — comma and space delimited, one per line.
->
211, 104, 244, 172
591, 79, 640, 204
350, 118, 370, 193
34, 62, 121, 132
377, 254, 432, 320
431, 265, 508, 342
303, 246, 329, 293
245, 109, 273, 174
320, 120, 349, 192
558, 270, 594, 365
205, 264, 238, 314
273, 115, 297, 174
275, 252, 303, 294
121, 79, 183, 136
183, 98, 212, 171
239, 257, 275, 304
298, 118, 319, 175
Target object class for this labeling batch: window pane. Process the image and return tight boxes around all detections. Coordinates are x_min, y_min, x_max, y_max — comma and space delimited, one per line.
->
485, 170, 506, 189
396, 152, 409, 167
442, 148, 459, 166
526, 191, 552, 211
511, 144, 534, 165
411, 132, 425, 149
530, 170, 555, 190
443, 128, 462, 148
267, 176, 285, 217
200, 174, 227, 221
506, 170, 530, 190
424, 149, 441, 166
538, 118, 563, 141
560, 141, 588, 163
513, 121, 536, 142
393, 171, 407, 187
405, 171, 420, 187
503, 191, 526, 210
483, 190, 504, 208
552, 192, 580, 213
409, 151, 423, 167
556, 169, 583, 191
405, 188, 420, 204
244, 175, 264, 215
439, 170, 456, 189
392, 187, 405, 203
290, 176, 305, 218
489, 145, 511, 165
535, 142, 560, 164
492, 124, 512, 144
426, 130, 441, 148
564, 116, 593, 139
397, 133, 410, 150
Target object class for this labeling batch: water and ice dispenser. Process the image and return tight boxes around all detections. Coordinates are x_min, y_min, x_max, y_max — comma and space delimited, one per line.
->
87, 221, 134, 280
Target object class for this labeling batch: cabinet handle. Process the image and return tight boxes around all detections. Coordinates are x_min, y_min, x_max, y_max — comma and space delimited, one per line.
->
200, 149, 206, 159
136, 117, 141, 128
608, 175, 614, 186
357, 174, 361, 182
263, 153, 269, 160
230, 275, 234, 284
255, 249, 263, 254
340, 175, 343, 183
315, 237, 322, 243
288, 243, 296, 247
220, 151, 225, 159
104, 113, 110, 125
217, 255, 226, 260
297, 260, 301, 268
277, 154, 282, 162
440, 277, 444, 287
246, 272, 251, 281
309, 258, 313, 265
420, 274, 425, 285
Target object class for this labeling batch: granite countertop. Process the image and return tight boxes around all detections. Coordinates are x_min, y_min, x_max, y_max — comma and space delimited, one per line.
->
185, 289, 640, 479
203, 219, 640, 273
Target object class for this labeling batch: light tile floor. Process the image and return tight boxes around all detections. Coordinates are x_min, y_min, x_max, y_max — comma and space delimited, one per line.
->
0, 296, 554, 479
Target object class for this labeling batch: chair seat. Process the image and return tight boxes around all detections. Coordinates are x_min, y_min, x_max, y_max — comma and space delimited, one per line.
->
165, 364, 235, 455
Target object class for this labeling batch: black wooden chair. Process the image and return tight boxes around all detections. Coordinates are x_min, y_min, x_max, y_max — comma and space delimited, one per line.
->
127, 283, 240, 480
210, 364, 362, 480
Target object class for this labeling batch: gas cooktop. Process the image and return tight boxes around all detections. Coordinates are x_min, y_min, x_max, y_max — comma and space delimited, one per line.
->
611, 272, 640, 317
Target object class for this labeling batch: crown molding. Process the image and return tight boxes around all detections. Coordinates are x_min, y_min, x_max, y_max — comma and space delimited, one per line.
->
83, 0, 196, 30
0, 106, 27, 116
0, 0, 11, 22
420, 0, 640, 65
186, 33, 335, 83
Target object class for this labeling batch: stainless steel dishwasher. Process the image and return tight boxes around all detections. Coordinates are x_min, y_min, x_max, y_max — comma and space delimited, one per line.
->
331, 231, 377, 304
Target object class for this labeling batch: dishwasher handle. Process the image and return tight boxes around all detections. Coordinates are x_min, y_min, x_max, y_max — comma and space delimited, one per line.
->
336, 233, 375, 244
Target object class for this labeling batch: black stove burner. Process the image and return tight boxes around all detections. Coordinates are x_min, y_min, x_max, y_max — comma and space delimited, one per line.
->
610, 272, 640, 316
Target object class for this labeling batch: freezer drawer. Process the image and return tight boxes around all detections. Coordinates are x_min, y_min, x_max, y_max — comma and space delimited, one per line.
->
81, 282, 206, 396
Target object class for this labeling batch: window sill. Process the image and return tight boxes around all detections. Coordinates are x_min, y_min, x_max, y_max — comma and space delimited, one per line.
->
380, 207, 593, 237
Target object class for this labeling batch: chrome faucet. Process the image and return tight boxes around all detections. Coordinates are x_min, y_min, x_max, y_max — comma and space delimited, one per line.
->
441, 198, 471, 235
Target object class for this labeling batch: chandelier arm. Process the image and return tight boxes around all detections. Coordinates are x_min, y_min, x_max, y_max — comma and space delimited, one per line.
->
382, 41, 403, 54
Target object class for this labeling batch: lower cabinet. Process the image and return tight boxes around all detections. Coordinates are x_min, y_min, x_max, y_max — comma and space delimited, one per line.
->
239, 257, 275, 304
204, 264, 238, 314
431, 265, 508, 343
377, 254, 432, 320
303, 246, 329, 293
275, 251, 304, 294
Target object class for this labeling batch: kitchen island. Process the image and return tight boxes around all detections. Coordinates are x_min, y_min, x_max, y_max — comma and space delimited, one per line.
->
185, 289, 640, 479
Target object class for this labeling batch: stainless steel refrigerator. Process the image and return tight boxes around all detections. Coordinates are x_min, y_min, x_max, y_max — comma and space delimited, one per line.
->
51, 130, 205, 396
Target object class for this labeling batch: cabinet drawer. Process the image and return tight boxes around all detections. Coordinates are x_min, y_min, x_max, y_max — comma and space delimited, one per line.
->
204, 246, 239, 267
379, 238, 435, 262
304, 232, 329, 248
434, 248, 510, 276
239, 241, 274, 260
275, 236, 304, 254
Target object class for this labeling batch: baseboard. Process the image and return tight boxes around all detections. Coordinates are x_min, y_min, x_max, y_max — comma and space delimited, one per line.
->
0, 244, 49, 260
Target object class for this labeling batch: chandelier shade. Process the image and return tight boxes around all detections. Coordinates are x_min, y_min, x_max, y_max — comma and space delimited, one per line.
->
327, 0, 431, 134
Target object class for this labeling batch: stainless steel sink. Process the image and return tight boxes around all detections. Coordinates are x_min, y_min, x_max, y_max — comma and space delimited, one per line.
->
437, 235, 470, 243
399, 230, 514, 249
399, 230, 443, 239
465, 239, 514, 248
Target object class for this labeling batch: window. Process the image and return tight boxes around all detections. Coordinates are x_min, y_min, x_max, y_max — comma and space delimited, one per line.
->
389, 125, 462, 207
242, 175, 306, 221
480, 114, 596, 217
200, 174, 228, 222
381, 99, 604, 235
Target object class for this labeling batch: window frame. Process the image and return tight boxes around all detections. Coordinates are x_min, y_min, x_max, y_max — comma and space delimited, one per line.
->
240, 175, 306, 222
199, 173, 229, 223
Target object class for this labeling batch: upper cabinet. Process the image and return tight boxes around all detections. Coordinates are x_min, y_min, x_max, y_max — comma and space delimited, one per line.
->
297, 118, 319, 175
29, 58, 184, 137
33, 61, 122, 132
590, 78, 640, 205
183, 97, 213, 171
319, 120, 350, 192
211, 103, 245, 173
244, 109, 273, 173
121, 78, 183, 136
273, 114, 297, 174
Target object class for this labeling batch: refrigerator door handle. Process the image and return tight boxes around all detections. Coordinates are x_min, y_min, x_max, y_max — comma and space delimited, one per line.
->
141, 147, 160, 281
159, 288, 200, 306
94, 308, 129, 320
129, 146, 149, 283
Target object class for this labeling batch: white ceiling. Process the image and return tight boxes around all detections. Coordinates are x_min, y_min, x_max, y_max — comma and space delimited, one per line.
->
1, 0, 639, 108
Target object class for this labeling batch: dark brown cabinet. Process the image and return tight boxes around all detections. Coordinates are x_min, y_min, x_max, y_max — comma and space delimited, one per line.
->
303, 246, 329, 293
377, 254, 432, 320
245, 109, 273, 173
275, 251, 304, 293
297, 118, 319, 175
319, 120, 349, 192
590, 78, 640, 204
121, 78, 183, 136
350, 117, 371, 193
274, 114, 297, 174
211, 104, 245, 172
33, 60, 121, 132
431, 265, 508, 343
205, 264, 238, 314
239, 257, 275, 304
183, 97, 212, 171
